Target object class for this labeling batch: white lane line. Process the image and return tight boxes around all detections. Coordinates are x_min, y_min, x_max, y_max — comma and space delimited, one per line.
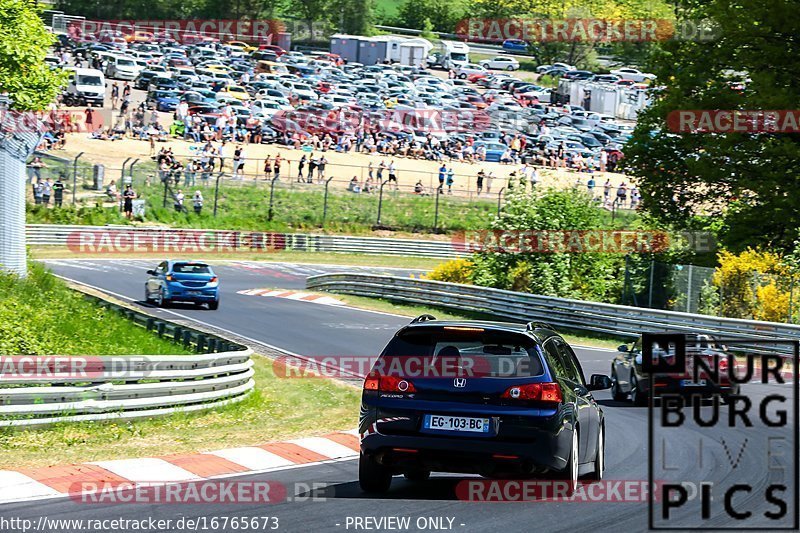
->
90, 458, 199, 483
288, 437, 358, 459
0, 471, 62, 501
208, 447, 294, 470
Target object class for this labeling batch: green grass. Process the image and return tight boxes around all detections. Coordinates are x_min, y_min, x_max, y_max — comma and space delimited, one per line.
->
0, 263, 193, 355
27, 181, 500, 234
0, 357, 360, 469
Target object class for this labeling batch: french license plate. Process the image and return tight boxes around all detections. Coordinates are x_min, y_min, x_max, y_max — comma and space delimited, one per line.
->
680, 379, 707, 387
423, 414, 490, 433
187, 291, 201, 295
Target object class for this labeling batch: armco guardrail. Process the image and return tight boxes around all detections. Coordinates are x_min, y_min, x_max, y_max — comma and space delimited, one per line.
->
0, 287, 254, 427
26, 224, 465, 259
306, 274, 800, 355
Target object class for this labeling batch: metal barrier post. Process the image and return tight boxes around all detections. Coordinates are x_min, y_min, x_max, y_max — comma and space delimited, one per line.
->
376, 179, 389, 225
72, 152, 84, 205
433, 186, 441, 232
322, 175, 334, 228
268, 175, 279, 221
213, 172, 223, 216
497, 187, 505, 217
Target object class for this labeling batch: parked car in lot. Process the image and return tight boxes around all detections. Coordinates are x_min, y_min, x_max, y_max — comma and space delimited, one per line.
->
145, 261, 220, 309
610, 334, 740, 406
358, 317, 611, 493
480, 56, 520, 71
455, 63, 487, 79
609, 67, 656, 82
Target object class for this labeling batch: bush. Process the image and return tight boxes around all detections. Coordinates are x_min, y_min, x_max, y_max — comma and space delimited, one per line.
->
712, 249, 790, 320
424, 258, 474, 284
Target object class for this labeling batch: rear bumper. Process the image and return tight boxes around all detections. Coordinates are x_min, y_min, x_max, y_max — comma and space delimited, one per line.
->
360, 429, 571, 475
164, 286, 219, 302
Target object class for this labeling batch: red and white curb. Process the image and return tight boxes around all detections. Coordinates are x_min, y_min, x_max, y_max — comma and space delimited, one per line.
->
237, 289, 345, 306
0, 430, 359, 504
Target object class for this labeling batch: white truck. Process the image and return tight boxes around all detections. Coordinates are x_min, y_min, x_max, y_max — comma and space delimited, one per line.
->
427, 41, 470, 70
63, 67, 106, 107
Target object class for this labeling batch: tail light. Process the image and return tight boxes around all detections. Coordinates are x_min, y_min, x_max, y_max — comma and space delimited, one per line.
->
209, 276, 218, 283
363, 373, 416, 393
165, 274, 173, 281
501, 382, 562, 403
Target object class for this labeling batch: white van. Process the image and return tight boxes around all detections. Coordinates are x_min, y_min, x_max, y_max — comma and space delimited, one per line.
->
106, 55, 141, 80
63, 67, 106, 107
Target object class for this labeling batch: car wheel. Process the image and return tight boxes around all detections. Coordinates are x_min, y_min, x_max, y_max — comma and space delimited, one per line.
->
403, 470, 430, 483
359, 452, 392, 494
208, 300, 219, 310
507, 65, 515, 71
588, 425, 604, 480
481, 63, 489, 69
559, 428, 579, 495
144, 287, 152, 304
458, 73, 467, 79
611, 370, 627, 401
155, 288, 169, 308
630, 374, 647, 406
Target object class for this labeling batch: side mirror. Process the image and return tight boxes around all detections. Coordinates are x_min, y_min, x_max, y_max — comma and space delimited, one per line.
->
617, 344, 629, 353
588, 374, 612, 391
146, 269, 156, 275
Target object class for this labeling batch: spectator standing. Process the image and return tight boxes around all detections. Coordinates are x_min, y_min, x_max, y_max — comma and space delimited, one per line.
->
587, 176, 595, 197
297, 154, 307, 182
476, 169, 485, 196
42, 178, 52, 206
27, 156, 45, 183
529, 166, 539, 189
317, 155, 327, 182
174, 189, 185, 212
123, 184, 135, 220
616, 182, 628, 208
307, 154, 317, 183
264, 156, 272, 180
603, 179, 612, 206
111, 83, 119, 110
377, 160, 386, 181
630, 185, 640, 210
486, 171, 494, 194
53, 174, 65, 208
274, 154, 282, 180
32, 179, 43, 205
387, 160, 398, 190
193, 190, 204, 214
446, 167, 455, 194
600, 150, 608, 173
233, 145, 244, 178
438, 164, 447, 192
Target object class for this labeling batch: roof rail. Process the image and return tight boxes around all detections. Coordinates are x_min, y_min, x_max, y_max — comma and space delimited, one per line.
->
526, 321, 556, 332
411, 314, 437, 324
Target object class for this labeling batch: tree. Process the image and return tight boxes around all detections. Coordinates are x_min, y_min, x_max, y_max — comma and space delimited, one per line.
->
394, 0, 466, 33
624, 0, 800, 253
0, 0, 66, 110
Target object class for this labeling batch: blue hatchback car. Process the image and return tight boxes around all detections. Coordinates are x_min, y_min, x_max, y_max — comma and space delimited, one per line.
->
358, 317, 612, 494
502, 39, 529, 52
145, 260, 220, 309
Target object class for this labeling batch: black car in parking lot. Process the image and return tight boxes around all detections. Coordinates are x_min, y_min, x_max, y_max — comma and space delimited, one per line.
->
358, 316, 612, 493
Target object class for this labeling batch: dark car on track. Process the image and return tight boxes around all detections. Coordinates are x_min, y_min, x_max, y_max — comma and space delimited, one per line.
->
610, 334, 740, 405
358, 316, 612, 493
